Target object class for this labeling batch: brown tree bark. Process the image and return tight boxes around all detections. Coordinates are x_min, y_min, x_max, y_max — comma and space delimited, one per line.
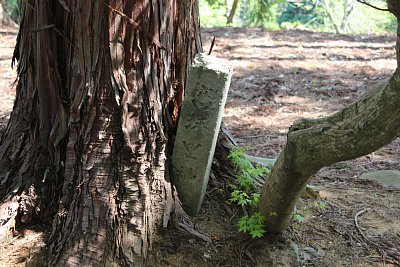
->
0, 0, 201, 265
259, 4, 400, 233
226, 0, 240, 26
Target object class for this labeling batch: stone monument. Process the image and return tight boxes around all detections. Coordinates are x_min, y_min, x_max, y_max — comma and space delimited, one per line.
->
171, 53, 232, 216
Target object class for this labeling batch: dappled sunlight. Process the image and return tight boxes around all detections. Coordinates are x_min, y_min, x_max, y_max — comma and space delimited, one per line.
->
0, 26, 17, 121
225, 95, 333, 132
203, 28, 400, 265
0, 228, 46, 266
224, 93, 334, 158
202, 25, 400, 265
203, 27, 397, 159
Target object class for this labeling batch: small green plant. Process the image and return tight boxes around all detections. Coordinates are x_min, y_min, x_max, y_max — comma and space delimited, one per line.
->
293, 200, 327, 223
238, 212, 266, 238
293, 209, 311, 223
293, 213, 305, 223
312, 200, 327, 211
228, 146, 270, 238
229, 190, 260, 207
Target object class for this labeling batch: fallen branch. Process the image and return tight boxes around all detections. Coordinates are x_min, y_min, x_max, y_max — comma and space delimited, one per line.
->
354, 209, 400, 265
354, 208, 375, 245
177, 223, 212, 243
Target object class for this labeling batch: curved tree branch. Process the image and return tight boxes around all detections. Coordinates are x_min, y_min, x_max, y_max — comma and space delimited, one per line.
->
259, 71, 400, 233
258, 7, 400, 232
356, 0, 390, 12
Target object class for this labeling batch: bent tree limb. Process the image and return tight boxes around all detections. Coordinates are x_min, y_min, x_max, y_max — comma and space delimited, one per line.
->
259, 70, 400, 233
259, 2, 400, 233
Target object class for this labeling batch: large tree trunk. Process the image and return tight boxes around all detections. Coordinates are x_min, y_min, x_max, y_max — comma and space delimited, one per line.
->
259, 7, 400, 233
0, 0, 201, 265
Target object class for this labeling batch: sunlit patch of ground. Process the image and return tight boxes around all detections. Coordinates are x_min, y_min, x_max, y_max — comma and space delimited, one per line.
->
199, 27, 400, 266
0, 229, 46, 266
0, 26, 17, 131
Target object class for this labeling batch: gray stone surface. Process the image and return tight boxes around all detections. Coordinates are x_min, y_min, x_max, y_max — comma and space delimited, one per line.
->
359, 170, 400, 188
171, 53, 232, 216
245, 155, 276, 168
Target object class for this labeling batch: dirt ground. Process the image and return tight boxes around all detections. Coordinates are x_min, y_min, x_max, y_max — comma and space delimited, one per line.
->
1, 26, 400, 266
0, 26, 16, 131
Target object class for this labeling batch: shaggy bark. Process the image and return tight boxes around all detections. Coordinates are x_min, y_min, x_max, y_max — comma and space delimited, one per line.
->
0, 0, 201, 265
259, 5, 400, 233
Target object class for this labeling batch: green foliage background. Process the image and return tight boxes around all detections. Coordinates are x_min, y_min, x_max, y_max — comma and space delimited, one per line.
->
4, 0, 20, 22
3, 0, 395, 33
199, 0, 396, 34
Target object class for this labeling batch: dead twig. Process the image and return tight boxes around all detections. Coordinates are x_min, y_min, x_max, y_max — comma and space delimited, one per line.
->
245, 248, 256, 263
352, 208, 400, 266
208, 37, 216, 55
229, 207, 239, 223
177, 222, 212, 243
354, 208, 378, 246
236, 237, 258, 266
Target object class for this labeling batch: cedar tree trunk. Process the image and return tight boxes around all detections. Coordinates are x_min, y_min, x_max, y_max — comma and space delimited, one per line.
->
259, 5, 400, 233
0, 0, 201, 265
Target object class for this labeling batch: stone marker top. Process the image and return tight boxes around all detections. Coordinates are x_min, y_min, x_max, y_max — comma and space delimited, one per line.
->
193, 53, 233, 74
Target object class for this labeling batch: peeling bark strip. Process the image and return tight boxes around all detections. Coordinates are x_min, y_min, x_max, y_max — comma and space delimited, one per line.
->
0, 0, 201, 265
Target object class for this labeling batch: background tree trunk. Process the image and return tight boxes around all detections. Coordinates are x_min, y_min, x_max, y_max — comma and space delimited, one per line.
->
0, 0, 201, 265
321, 0, 340, 34
259, 9, 400, 232
0, 0, 17, 27
340, 0, 355, 33
226, 0, 240, 25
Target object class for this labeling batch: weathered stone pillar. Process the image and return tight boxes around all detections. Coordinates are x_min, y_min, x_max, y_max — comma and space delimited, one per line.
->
171, 53, 232, 216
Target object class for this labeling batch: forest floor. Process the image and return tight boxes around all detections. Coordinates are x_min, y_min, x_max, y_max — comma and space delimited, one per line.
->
1, 26, 400, 266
